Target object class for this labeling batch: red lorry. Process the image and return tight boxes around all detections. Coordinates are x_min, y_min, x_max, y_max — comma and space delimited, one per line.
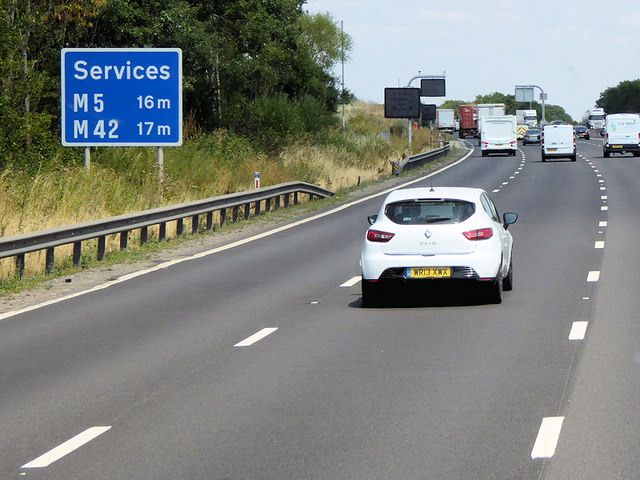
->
458, 104, 478, 138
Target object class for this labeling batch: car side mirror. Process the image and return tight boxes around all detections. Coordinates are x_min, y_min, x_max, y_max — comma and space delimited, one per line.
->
600, 130, 604, 137
503, 212, 518, 229
367, 215, 378, 225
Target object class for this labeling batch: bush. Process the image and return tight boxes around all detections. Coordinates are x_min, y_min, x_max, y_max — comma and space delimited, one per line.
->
228, 93, 338, 151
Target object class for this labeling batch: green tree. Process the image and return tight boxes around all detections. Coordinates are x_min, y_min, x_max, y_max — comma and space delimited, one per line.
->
297, 11, 352, 72
596, 79, 640, 114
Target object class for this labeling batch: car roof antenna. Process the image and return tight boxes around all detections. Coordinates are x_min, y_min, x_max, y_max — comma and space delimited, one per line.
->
430, 177, 435, 192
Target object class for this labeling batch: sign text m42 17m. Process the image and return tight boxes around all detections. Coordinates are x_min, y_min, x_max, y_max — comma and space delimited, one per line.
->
61, 48, 182, 147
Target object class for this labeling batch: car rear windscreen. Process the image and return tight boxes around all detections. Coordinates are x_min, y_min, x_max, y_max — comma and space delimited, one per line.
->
385, 200, 475, 225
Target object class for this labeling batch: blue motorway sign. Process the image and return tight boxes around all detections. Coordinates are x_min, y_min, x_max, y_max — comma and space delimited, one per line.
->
61, 48, 182, 146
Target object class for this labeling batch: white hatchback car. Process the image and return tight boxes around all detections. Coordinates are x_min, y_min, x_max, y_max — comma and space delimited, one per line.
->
360, 187, 517, 306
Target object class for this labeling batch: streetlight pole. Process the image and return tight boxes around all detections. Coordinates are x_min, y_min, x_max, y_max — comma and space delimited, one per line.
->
405, 74, 445, 148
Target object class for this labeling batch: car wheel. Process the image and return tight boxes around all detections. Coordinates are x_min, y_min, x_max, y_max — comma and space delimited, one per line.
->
502, 259, 513, 291
487, 275, 503, 304
571, 154, 577, 162
541, 154, 546, 162
603, 150, 610, 158
361, 279, 381, 307
481, 151, 487, 157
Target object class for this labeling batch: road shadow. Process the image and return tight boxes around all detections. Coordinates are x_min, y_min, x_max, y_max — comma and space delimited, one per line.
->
349, 281, 500, 309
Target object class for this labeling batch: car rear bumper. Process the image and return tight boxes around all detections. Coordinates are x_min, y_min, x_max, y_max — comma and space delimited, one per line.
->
604, 144, 640, 152
361, 251, 501, 281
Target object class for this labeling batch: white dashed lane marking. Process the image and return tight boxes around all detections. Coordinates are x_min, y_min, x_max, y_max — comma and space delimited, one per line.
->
531, 417, 565, 459
587, 271, 600, 282
22, 426, 111, 469
340, 276, 362, 287
234, 328, 278, 347
569, 321, 589, 340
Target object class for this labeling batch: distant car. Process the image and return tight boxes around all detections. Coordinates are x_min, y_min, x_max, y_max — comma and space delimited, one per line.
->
550, 120, 563, 125
574, 125, 590, 139
522, 128, 541, 145
360, 187, 518, 306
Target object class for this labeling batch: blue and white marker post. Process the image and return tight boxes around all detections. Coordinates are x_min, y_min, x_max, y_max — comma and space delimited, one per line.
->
61, 48, 182, 181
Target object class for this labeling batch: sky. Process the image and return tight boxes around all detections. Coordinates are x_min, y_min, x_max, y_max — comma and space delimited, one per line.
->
305, 0, 640, 121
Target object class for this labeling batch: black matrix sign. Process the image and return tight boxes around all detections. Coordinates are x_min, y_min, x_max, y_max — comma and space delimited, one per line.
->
420, 78, 446, 97
384, 88, 420, 118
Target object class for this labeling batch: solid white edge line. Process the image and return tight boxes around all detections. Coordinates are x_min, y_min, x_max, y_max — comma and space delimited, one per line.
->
234, 327, 278, 347
569, 321, 588, 340
587, 271, 600, 282
21, 426, 111, 469
339, 276, 362, 288
531, 416, 564, 459
1, 149, 476, 321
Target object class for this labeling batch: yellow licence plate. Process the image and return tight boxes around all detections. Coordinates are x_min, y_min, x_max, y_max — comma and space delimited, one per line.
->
407, 267, 451, 278
612, 145, 622, 148
547, 148, 557, 152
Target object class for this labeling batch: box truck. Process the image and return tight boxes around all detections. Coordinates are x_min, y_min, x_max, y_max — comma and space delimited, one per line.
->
436, 109, 455, 132
458, 105, 478, 138
541, 124, 576, 162
516, 109, 538, 127
601, 113, 640, 157
480, 115, 517, 156
582, 108, 605, 129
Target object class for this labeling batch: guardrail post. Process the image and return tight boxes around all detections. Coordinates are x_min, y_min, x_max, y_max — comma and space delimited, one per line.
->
97, 236, 106, 260
232, 206, 239, 222
206, 212, 213, 230
73, 241, 82, 267
192, 214, 199, 234
265, 198, 271, 212
273, 196, 280, 210
255, 200, 261, 216
284, 194, 290, 208
244, 203, 251, 220
15, 254, 25, 278
159, 223, 166, 241
45, 248, 55, 273
176, 218, 184, 236
293, 192, 299, 205
140, 227, 148, 245
219, 208, 226, 227
120, 231, 129, 249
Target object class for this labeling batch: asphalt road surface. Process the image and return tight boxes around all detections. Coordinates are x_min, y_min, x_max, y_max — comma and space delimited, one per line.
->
2, 133, 637, 479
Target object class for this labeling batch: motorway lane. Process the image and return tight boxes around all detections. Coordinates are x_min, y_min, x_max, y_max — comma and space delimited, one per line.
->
1, 141, 609, 479
545, 137, 640, 479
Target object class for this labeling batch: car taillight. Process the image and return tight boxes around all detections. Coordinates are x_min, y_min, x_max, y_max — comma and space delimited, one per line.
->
367, 229, 395, 242
463, 227, 493, 240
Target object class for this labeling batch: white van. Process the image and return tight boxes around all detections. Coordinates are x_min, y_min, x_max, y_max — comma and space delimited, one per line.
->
541, 125, 576, 162
480, 115, 517, 156
602, 113, 640, 157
